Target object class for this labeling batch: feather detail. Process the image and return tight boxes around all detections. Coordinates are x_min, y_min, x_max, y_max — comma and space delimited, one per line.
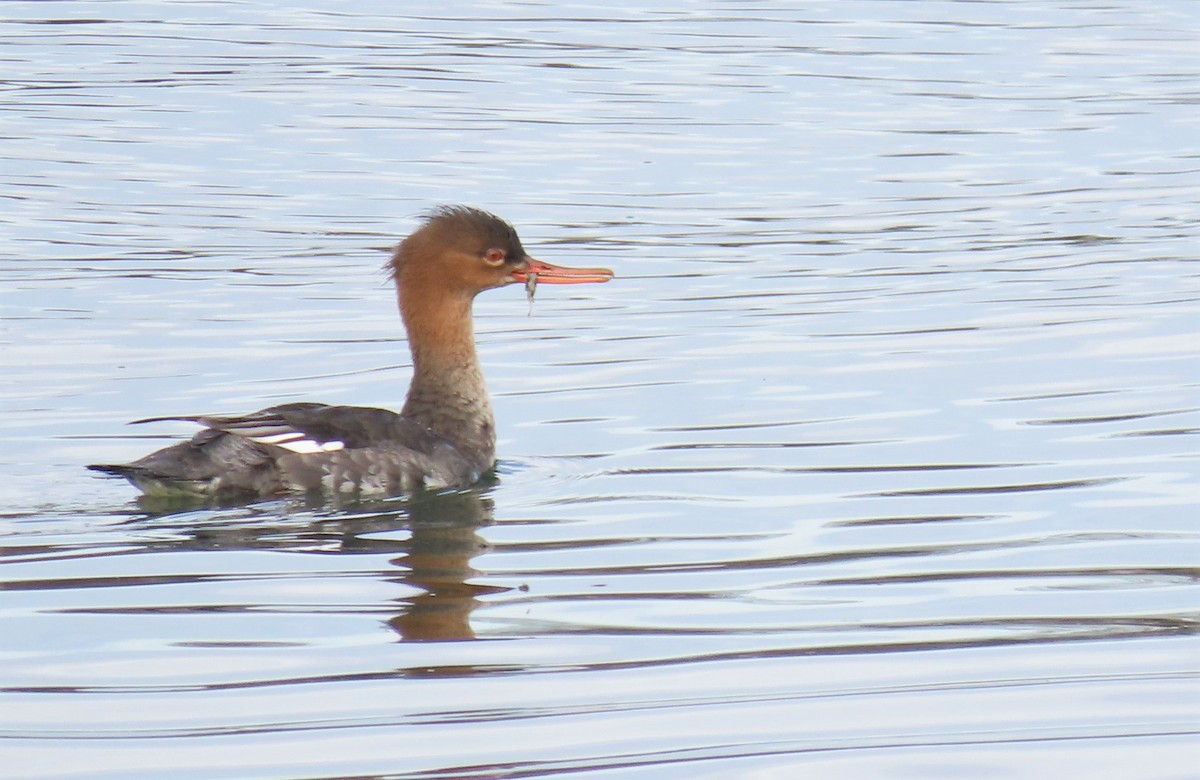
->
269, 437, 346, 454
134, 408, 347, 453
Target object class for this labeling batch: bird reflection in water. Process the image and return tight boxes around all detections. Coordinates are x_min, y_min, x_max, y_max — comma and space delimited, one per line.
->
128, 485, 500, 643
384, 487, 502, 642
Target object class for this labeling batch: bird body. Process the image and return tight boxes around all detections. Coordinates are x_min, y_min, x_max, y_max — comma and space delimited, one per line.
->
89, 206, 613, 500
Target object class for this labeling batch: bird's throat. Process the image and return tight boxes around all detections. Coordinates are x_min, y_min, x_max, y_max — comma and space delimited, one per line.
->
399, 287, 496, 460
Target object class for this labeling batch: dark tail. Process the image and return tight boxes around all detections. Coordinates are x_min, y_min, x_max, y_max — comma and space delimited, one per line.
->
88, 463, 140, 478
89, 463, 216, 499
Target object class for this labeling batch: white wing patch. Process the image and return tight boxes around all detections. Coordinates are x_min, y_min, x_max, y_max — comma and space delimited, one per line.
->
281, 439, 346, 454
248, 432, 346, 454
192, 415, 346, 454
138, 411, 350, 455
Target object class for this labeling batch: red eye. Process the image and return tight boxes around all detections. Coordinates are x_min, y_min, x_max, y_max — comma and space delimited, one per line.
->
485, 248, 506, 264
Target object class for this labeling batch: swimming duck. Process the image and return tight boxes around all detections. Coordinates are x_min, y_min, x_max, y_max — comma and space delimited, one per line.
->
89, 206, 613, 498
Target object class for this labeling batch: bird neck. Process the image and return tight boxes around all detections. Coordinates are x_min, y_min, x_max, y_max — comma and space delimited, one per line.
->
398, 282, 496, 461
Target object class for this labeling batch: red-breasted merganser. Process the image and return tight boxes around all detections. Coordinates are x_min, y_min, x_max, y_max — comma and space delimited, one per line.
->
89, 206, 613, 498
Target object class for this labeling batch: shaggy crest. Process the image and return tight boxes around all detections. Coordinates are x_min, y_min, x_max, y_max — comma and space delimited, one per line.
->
388, 205, 526, 279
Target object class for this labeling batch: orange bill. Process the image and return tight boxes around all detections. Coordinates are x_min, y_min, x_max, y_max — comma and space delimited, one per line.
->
513, 257, 614, 284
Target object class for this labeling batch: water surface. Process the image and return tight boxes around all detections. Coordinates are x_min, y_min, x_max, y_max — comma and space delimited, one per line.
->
2, 2, 1198, 778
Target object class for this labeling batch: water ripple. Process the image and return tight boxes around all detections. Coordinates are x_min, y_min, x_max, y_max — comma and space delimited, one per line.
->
3, 2, 1199, 777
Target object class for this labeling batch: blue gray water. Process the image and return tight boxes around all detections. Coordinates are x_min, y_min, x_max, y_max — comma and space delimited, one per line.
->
2, 2, 1198, 777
